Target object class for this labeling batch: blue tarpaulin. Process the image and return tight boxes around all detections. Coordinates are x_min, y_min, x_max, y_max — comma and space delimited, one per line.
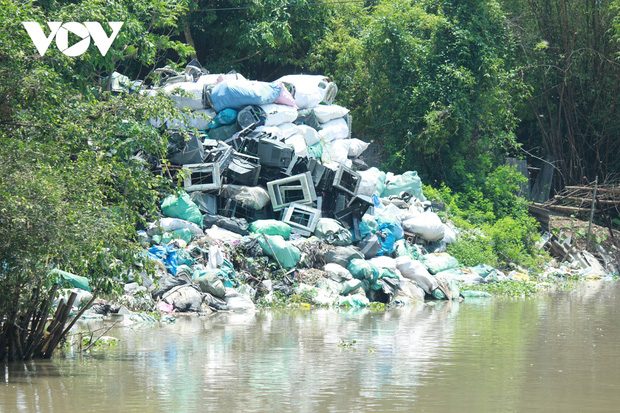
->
148, 245, 179, 275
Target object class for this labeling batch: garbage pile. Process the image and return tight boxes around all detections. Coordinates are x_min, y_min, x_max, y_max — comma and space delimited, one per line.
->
53, 61, 550, 316
90, 61, 517, 314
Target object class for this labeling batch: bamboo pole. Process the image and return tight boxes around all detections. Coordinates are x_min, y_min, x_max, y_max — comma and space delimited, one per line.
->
44, 292, 77, 358
565, 186, 620, 194
24, 284, 59, 360
586, 176, 598, 252
60, 294, 97, 339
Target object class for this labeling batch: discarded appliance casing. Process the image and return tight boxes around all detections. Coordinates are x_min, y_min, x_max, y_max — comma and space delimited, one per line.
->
267, 172, 317, 211
242, 137, 294, 168
226, 152, 261, 186
219, 198, 275, 222
282, 202, 322, 236
333, 164, 361, 197
183, 163, 221, 192
237, 105, 266, 129
203, 141, 234, 171
333, 195, 373, 239
190, 191, 217, 215
167, 132, 205, 165
207, 123, 241, 142
358, 234, 381, 259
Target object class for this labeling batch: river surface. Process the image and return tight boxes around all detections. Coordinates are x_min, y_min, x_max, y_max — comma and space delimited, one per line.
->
2, 281, 620, 412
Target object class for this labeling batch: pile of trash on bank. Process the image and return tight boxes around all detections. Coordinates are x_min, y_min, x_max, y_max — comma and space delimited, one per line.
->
63, 62, 599, 316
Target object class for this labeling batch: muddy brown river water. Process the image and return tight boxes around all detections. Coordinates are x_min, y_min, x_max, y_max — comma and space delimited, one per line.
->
2, 281, 620, 412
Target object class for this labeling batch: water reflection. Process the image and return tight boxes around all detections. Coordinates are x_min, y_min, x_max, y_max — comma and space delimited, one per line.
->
2, 283, 620, 412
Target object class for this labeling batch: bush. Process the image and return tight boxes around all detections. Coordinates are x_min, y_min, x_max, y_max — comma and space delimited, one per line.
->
426, 165, 548, 270
447, 230, 498, 268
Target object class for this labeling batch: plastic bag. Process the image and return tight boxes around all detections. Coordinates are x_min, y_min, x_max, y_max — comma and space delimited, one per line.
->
368, 256, 399, 274
207, 245, 223, 269
161, 191, 203, 227
395, 280, 426, 303
347, 258, 380, 283
401, 211, 445, 242
250, 219, 292, 239
210, 80, 281, 112
276, 74, 334, 109
204, 225, 243, 243
149, 217, 204, 237
261, 103, 299, 126
347, 138, 369, 157
50, 269, 91, 292
314, 218, 352, 246
172, 228, 192, 243
313, 104, 349, 123
147, 245, 179, 275
338, 279, 363, 296
381, 171, 426, 201
202, 214, 249, 235
285, 134, 309, 158
336, 293, 369, 307
274, 83, 297, 108
176, 249, 195, 267
256, 234, 301, 269
395, 256, 438, 294
307, 142, 323, 160
162, 284, 203, 312
318, 118, 349, 142
297, 124, 320, 146
194, 268, 226, 297
394, 279, 426, 302
468, 264, 500, 282
224, 289, 257, 312
295, 108, 322, 130
207, 108, 238, 129
357, 167, 385, 196
420, 253, 459, 274
376, 229, 396, 256
324, 263, 353, 282
322, 139, 350, 164
394, 239, 420, 259
324, 246, 364, 268
161, 81, 204, 110
442, 224, 457, 244
220, 185, 271, 210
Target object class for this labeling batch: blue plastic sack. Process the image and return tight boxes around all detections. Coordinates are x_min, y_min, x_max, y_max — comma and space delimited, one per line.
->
377, 229, 396, 256
207, 108, 238, 129
377, 217, 404, 240
211, 80, 280, 112
148, 245, 179, 275
358, 221, 373, 239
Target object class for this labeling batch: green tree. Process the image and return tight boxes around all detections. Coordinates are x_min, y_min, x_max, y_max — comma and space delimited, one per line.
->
0, 0, 192, 361
313, 0, 526, 190
504, 0, 620, 187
